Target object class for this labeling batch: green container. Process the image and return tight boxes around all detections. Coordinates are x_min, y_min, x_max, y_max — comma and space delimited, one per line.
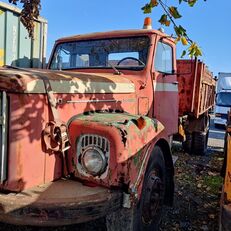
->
0, 1, 47, 68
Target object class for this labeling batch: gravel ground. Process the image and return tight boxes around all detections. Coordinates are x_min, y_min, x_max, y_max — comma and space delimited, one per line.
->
160, 144, 223, 231
160, 116, 225, 231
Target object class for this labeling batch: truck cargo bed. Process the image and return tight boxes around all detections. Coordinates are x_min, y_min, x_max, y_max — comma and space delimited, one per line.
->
177, 59, 216, 118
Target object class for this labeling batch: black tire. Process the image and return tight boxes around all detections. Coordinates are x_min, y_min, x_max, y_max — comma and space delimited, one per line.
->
133, 146, 166, 231
106, 146, 166, 231
182, 132, 193, 153
192, 131, 208, 155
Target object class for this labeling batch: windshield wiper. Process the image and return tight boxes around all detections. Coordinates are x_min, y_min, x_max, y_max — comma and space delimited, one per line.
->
107, 62, 122, 75
104, 44, 122, 75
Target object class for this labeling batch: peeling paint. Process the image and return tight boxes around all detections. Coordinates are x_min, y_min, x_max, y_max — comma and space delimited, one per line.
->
133, 149, 142, 166
68, 111, 165, 191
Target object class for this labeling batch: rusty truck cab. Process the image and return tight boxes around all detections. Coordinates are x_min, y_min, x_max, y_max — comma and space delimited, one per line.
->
49, 28, 179, 137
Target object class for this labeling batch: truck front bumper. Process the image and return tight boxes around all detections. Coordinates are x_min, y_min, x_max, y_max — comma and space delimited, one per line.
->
0, 179, 122, 226
214, 117, 227, 126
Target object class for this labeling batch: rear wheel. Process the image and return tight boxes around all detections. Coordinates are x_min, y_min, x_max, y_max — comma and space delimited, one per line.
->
183, 115, 210, 155
182, 132, 193, 153
192, 131, 208, 155
192, 116, 210, 155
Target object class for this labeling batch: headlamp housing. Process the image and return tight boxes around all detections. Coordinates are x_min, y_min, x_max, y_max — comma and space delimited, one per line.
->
77, 134, 110, 178
81, 146, 107, 176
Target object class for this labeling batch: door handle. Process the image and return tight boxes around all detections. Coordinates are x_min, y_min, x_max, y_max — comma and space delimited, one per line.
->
172, 81, 178, 85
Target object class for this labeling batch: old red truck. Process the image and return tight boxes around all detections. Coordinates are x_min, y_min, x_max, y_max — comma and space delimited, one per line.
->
0, 18, 215, 230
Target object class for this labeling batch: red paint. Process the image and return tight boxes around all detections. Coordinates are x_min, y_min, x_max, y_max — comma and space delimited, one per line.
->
0, 28, 215, 226
177, 60, 215, 118
68, 114, 164, 188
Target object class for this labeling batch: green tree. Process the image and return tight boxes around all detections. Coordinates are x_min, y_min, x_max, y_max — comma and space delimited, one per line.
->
142, 0, 206, 57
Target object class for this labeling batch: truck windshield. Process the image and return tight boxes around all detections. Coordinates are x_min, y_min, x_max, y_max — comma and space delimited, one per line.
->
49, 36, 149, 71
216, 92, 231, 107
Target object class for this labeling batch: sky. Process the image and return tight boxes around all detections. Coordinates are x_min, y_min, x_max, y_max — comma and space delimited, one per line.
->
2, 0, 231, 76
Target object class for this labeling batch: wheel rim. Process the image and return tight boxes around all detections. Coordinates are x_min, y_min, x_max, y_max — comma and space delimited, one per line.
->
142, 170, 164, 224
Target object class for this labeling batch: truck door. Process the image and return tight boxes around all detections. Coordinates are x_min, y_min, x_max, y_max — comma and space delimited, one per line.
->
152, 39, 178, 136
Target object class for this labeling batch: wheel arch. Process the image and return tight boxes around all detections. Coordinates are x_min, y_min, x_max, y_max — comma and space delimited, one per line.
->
155, 139, 174, 206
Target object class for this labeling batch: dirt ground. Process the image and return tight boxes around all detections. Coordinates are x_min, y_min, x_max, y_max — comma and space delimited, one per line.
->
160, 143, 223, 231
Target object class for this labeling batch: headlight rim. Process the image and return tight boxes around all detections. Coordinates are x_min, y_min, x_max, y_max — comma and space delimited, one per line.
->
81, 146, 107, 176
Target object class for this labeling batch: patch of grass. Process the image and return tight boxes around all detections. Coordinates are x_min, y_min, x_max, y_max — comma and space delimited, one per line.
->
203, 175, 223, 194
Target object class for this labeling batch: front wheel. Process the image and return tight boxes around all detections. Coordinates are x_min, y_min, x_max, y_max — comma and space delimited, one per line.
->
134, 145, 166, 231
106, 146, 166, 231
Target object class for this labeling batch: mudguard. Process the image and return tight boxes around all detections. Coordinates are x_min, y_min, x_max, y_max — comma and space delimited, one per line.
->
68, 112, 165, 193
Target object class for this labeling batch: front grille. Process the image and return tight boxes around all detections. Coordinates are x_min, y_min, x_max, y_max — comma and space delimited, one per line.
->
79, 134, 109, 154
0, 91, 8, 183
77, 134, 110, 178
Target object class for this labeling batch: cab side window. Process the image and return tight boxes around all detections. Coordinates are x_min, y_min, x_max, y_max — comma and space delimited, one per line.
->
154, 42, 173, 74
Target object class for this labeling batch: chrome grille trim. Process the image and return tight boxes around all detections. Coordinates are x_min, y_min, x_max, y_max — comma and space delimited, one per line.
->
0, 92, 8, 183
77, 134, 110, 179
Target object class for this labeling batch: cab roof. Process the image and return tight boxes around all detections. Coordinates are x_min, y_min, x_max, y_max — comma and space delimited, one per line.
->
55, 29, 174, 43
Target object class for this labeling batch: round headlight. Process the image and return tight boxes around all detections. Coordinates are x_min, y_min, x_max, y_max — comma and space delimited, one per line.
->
81, 147, 106, 176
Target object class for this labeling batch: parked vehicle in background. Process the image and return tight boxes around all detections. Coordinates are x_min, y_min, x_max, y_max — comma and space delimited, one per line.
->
0, 18, 215, 230
215, 72, 231, 127
0, 1, 47, 68
177, 60, 215, 155
220, 111, 231, 231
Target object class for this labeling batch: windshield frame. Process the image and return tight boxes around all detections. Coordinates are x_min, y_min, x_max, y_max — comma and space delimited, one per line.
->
216, 92, 231, 107
48, 36, 151, 71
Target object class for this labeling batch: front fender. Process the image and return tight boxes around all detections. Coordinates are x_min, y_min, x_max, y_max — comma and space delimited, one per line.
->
68, 112, 164, 187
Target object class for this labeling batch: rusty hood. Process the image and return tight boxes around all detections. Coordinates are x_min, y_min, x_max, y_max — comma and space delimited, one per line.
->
0, 67, 135, 94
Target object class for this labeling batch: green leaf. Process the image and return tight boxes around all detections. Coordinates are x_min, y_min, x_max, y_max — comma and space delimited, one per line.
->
174, 27, 180, 37
179, 25, 187, 36
181, 50, 187, 58
169, 6, 182, 19
142, 0, 159, 14
195, 47, 202, 56
141, 3, 153, 14
179, 0, 183, 4
150, 0, 158, 7
188, 42, 202, 58
158, 14, 170, 26
174, 25, 187, 37
188, 0, 197, 7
